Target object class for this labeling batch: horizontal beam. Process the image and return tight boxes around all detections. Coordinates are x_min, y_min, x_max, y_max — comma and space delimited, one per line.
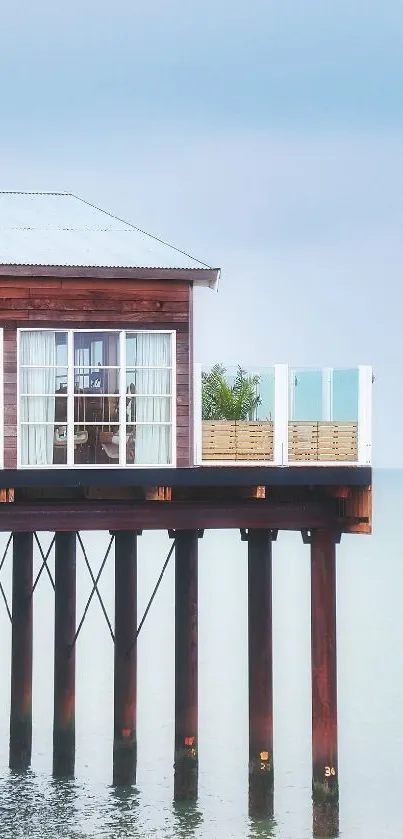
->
0, 500, 358, 532
0, 466, 371, 490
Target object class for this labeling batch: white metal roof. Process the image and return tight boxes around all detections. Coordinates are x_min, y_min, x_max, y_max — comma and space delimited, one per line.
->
0, 191, 219, 287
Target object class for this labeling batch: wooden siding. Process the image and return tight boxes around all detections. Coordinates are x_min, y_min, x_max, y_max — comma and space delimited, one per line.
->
0, 278, 191, 325
176, 322, 192, 467
202, 421, 274, 461
0, 277, 193, 468
3, 329, 17, 468
288, 422, 358, 462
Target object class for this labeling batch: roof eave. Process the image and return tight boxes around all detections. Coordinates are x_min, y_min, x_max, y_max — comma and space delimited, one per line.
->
0, 264, 220, 286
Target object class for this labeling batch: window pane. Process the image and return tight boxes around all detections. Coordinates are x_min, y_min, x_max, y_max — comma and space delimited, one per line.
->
126, 396, 172, 424
20, 368, 68, 394
126, 332, 172, 368
74, 367, 119, 393
21, 425, 65, 466
20, 396, 60, 423
55, 333, 68, 366
74, 332, 119, 367
74, 424, 120, 465
126, 425, 172, 465
126, 369, 171, 396
20, 330, 68, 368
74, 395, 119, 423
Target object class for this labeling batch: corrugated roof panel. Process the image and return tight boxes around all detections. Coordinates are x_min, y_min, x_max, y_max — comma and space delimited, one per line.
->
0, 192, 218, 283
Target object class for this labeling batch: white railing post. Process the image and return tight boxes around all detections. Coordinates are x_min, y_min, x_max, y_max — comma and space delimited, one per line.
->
193, 362, 202, 465
274, 364, 289, 466
358, 365, 372, 465
322, 367, 333, 421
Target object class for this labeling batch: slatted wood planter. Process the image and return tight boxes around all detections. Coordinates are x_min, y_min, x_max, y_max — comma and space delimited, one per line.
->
288, 421, 358, 462
202, 421, 274, 461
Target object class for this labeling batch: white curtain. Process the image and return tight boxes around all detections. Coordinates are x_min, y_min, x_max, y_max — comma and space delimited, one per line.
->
133, 334, 171, 464
20, 331, 56, 465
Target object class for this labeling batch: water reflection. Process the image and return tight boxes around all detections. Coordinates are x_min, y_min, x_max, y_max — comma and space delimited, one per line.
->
248, 813, 277, 839
172, 800, 203, 838
103, 786, 140, 837
0, 774, 86, 839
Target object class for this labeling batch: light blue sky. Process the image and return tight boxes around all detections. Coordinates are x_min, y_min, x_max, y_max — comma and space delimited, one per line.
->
1, 0, 402, 465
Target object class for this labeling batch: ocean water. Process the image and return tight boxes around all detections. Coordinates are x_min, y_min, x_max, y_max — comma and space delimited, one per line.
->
0, 468, 400, 838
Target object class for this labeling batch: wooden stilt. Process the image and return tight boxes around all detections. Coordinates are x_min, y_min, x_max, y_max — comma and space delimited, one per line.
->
174, 530, 199, 801
9, 532, 33, 771
113, 531, 137, 786
310, 529, 339, 818
246, 528, 275, 814
53, 531, 76, 778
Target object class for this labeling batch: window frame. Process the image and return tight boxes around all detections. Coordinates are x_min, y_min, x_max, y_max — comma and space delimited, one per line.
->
17, 328, 177, 469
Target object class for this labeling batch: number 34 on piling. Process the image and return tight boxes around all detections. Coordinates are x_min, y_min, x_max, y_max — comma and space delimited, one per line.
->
324, 766, 336, 777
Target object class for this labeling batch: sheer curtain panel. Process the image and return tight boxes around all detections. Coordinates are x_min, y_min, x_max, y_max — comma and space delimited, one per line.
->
20, 331, 56, 465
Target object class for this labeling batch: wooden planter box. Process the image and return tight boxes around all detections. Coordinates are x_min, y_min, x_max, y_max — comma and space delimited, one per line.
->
288, 421, 358, 462
202, 421, 274, 461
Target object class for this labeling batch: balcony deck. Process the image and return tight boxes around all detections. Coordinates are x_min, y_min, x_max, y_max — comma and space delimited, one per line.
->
196, 364, 372, 467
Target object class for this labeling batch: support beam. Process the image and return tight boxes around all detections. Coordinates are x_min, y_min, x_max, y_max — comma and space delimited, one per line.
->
0, 499, 360, 532
246, 528, 276, 814
310, 529, 339, 811
174, 530, 199, 801
113, 532, 137, 786
9, 532, 33, 771
53, 532, 76, 778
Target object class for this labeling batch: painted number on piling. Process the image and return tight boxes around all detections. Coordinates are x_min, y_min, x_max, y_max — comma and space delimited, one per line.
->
324, 766, 336, 777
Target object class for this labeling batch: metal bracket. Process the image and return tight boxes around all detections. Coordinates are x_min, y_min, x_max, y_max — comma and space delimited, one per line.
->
168, 529, 204, 539
301, 529, 342, 545
240, 528, 278, 542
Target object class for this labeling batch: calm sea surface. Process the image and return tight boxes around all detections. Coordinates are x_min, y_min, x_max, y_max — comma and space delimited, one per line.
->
0, 468, 400, 838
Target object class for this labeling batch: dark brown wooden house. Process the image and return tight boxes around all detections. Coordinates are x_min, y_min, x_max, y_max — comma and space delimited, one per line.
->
0, 191, 219, 472
0, 191, 373, 828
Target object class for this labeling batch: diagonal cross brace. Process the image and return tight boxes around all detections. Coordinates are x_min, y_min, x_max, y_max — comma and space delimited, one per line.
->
0, 533, 12, 622
126, 537, 176, 655
70, 533, 115, 653
0, 531, 57, 624
32, 532, 55, 594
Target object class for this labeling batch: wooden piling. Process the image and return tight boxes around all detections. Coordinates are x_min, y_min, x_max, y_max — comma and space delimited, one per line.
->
53, 532, 76, 778
9, 532, 33, 771
246, 528, 275, 814
174, 530, 199, 801
113, 531, 137, 786
310, 529, 339, 807
312, 801, 339, 838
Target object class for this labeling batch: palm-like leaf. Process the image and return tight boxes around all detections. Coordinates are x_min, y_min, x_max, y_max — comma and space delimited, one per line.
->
202, 365, 261, 420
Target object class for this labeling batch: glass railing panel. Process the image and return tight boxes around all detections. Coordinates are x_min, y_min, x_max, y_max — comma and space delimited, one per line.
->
201, 365, 275, 461
289, 368, 324, 421
332, 368, 359, 421
288, 367, 359, 463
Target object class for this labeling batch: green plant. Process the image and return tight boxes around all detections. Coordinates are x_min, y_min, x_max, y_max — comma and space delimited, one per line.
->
201, 364, 261, 421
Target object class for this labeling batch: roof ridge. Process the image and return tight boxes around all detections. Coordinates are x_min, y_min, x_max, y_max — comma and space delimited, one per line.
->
0, 190, 69, 196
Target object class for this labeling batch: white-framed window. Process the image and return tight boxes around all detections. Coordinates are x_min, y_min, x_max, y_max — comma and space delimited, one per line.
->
17, 329, 176, 468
